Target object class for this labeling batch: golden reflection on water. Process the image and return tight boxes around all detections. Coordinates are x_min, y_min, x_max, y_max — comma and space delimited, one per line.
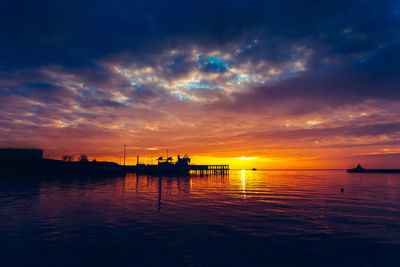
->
29, 170, 400, 242
2, 170, 400, 267
241, 169, 247, 199
2, 168, 400, 265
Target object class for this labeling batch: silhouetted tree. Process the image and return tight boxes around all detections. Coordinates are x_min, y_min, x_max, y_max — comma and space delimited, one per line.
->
62, 155, 74, 161
78, 154, 89, 162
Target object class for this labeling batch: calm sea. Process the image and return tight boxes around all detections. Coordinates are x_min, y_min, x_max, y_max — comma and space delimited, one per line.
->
0, 170, 399, 266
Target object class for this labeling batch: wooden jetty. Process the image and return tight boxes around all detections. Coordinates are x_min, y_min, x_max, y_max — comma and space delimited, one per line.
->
188, 164, 229, 175
133, 155, 229, 175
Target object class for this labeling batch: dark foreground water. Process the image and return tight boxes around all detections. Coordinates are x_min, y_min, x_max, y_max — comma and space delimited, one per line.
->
1, 170, 400, 266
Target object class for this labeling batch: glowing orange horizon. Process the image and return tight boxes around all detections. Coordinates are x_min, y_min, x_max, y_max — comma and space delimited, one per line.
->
42, 147, 400, 170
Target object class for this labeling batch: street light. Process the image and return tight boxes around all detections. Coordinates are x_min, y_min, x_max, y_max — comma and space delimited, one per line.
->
123, 145, 126, 166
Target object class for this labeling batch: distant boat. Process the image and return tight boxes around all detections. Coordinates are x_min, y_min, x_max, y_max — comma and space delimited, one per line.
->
252, 168, 257, 171
347, 163, 400, 173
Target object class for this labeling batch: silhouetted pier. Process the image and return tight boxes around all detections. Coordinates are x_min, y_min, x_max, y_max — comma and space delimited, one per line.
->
133, 155, 229, 175
188, 165, 229, 175
133, 164, 229, 175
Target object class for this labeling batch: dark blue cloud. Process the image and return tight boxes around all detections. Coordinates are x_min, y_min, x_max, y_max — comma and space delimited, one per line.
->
200, 57, 229, 73
1, 0, 397, 70
1, 81, 74, 104
0, 0, 399, 130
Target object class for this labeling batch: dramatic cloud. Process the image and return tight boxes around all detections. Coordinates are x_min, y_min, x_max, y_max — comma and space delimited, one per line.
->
0, 0, 399, 168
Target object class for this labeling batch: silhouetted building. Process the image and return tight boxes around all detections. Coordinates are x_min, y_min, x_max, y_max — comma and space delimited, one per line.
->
0, 148, 43, 175
0, 148, 43, 163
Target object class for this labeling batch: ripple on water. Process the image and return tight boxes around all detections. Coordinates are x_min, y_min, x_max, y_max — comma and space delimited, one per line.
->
1, 170, 400, 266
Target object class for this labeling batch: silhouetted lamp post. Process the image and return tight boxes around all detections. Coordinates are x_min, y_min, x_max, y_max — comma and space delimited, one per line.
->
123, 145, 126, 166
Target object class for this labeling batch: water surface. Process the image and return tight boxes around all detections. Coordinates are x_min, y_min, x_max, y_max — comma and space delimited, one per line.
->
1, 170, 399, 266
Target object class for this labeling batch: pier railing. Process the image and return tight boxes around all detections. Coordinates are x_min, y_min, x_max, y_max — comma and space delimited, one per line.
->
133, 163, 229, 175
188, 165, 229, 175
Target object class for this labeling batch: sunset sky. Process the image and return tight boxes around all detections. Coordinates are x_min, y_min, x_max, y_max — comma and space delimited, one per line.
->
1, 1, 400, 168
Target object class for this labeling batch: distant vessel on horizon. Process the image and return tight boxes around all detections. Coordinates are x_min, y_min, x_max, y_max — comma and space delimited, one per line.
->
347, 163, 400, 173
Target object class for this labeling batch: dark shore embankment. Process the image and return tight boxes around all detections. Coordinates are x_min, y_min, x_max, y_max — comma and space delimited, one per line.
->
0, 148, 128, 177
